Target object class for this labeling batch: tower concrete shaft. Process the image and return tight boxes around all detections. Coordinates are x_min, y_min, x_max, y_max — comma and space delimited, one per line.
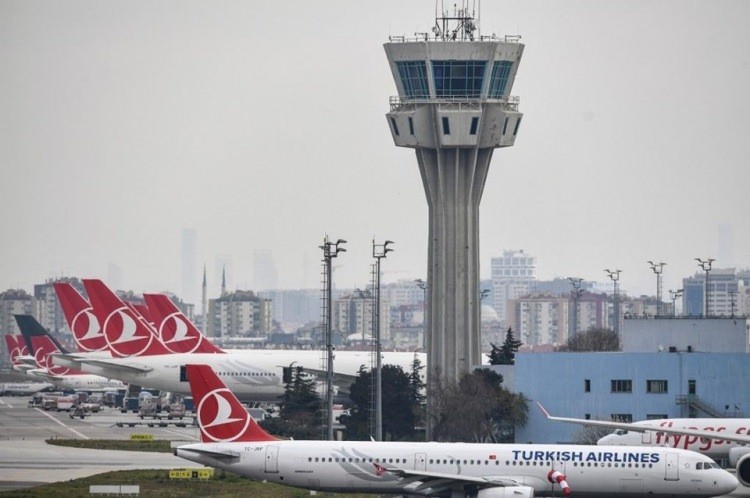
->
384, 29, 523, 393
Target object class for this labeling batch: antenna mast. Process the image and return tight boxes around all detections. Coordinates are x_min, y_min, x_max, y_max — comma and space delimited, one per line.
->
432, 0, 477, 41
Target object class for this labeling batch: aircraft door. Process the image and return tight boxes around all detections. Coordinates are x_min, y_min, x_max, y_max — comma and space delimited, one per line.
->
642, 431, 652, 444
664, 452, 679, 481
414, 452, 426, 471
265, 445, 279, 474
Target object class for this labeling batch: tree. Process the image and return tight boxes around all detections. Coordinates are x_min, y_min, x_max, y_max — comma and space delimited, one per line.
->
408, 355, 426, 431
342, 364, 420, 441
558, 327, 620, 352
489, 327, 523, 365
260, 366, 322, 439
432, 368, 528, 442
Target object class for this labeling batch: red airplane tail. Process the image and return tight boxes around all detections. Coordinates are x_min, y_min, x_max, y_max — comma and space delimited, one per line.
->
143, 294, 224, 354
53, 282, 107, 352
83, 279, 172, 357
185, 364, 278, 443
4, 335, 22, 366
14, 314, 78, 375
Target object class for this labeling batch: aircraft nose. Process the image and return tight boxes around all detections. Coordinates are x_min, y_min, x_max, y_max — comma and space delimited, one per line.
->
717, 470, 739, 494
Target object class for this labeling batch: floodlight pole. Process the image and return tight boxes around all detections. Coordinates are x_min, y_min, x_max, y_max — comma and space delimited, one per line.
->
320, 236, 346, 440
372, 239, 394, 441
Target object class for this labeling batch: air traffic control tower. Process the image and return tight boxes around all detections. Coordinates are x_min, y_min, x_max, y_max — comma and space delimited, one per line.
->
384, 8, 523, 389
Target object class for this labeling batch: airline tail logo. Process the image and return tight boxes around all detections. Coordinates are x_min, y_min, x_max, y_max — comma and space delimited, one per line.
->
103, 307, 153, 357
158, 313, 201, 353
196, 387, 251, 442
30, 337, 71, 375
5, 336, 22, 365
70, 308, 106, 352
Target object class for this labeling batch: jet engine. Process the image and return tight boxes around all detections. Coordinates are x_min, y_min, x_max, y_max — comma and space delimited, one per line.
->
730, 446, 750, 486
473, 486, 535, 497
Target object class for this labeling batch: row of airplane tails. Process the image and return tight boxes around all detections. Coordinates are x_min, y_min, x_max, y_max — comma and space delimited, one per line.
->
5, 279, 424, 402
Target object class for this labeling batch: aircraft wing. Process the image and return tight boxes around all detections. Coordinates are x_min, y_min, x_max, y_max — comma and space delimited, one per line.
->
76, 358, 154, 374
537, 402, 750, 446
373, 463, 523, 495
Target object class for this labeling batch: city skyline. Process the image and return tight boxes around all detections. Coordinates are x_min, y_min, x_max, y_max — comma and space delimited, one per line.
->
2, 1, 748, 299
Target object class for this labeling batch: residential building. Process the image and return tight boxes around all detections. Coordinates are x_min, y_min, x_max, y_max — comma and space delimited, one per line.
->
207, 290, 271, 338
490, 250, 536, 323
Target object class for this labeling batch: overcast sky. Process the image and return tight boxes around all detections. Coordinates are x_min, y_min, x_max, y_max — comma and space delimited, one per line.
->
2, 0, 748, 304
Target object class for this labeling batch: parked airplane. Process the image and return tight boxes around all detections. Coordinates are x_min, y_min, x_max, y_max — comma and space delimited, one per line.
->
54, 280, 224, 355
142, 292, 224, 354
4, 334, 33, 372
14, 315, 125, 392
538, 402, 750, 486
52, 279, 424, 402
173, 364, 738, 497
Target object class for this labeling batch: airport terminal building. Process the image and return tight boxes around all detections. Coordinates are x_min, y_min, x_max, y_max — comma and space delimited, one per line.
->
497, 316, 750, 443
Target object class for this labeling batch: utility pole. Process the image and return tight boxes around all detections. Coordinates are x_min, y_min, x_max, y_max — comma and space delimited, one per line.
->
320, 236, 346, 440
372, 239, 393, 441
647, 261, 666, 316
568, 277, 584, 336
604, 269, 621, 334
695, 258, 714, 317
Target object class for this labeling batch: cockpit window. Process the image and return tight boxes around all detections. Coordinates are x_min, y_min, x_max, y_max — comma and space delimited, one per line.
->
614, 429, 628, 435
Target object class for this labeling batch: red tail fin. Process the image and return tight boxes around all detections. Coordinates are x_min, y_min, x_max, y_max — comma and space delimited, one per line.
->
131, 303, 154, 325
29, 336, 76, 375
83, 279, 172, 357
53, 282, 107, 352
143, 294, 224, 354
4, 335, 21, 366
185, 364, 277, 443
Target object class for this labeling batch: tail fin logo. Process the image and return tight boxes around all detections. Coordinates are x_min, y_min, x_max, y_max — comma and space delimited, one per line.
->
158, 313, 201, 353
196, 387, 251, 442
103, 307, 152, 357
31, 337, 71, 375
6, 336, 22, 365
70, 308, 106, 351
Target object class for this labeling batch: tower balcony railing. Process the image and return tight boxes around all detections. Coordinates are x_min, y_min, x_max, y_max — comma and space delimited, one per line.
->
389, 95, 520, 112
388, 34, 522, 44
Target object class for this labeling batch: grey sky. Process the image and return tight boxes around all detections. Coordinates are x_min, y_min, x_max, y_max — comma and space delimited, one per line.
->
1, 1, 748, 301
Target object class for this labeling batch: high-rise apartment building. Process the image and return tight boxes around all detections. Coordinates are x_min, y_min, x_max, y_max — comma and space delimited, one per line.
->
207, 290, 271, 338
490, 249, 536, 323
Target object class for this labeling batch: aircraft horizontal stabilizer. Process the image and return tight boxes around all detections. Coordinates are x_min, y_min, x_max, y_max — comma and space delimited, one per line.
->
175, 445, 240, 461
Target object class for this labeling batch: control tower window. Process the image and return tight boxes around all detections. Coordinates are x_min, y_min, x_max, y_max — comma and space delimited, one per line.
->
432, 61, 486, 98
489, 61, 513, 98
397, 61, 429, 98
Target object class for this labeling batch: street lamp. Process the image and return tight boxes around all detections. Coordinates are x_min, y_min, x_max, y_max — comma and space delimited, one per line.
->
669, 288, 683, 317
695, 258, 715, 317
568, 277, 584, 336
647, 261, 666, 316
604, 269, 621, 334
372, 239, 394, 442
319, 236, 346, 440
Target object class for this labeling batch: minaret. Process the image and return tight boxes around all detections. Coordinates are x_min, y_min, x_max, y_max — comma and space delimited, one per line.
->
384, 7, 524, 391
201, 264, 208, 333
221, 265, 227, 296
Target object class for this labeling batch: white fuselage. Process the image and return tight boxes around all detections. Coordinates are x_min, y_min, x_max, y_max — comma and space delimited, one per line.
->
175, 440, 738, 497
598, 418, 750, 459
53, 350, 424, 402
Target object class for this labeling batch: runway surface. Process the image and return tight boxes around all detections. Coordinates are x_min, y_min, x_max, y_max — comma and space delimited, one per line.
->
0, 395, 202, 492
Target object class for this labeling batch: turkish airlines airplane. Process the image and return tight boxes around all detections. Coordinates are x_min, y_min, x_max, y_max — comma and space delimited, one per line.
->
51, 279, 424, 402
14, 315, 125, 392
4, 334, 34, 372
173, 364, 738, 498
539, 402, 750, 488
